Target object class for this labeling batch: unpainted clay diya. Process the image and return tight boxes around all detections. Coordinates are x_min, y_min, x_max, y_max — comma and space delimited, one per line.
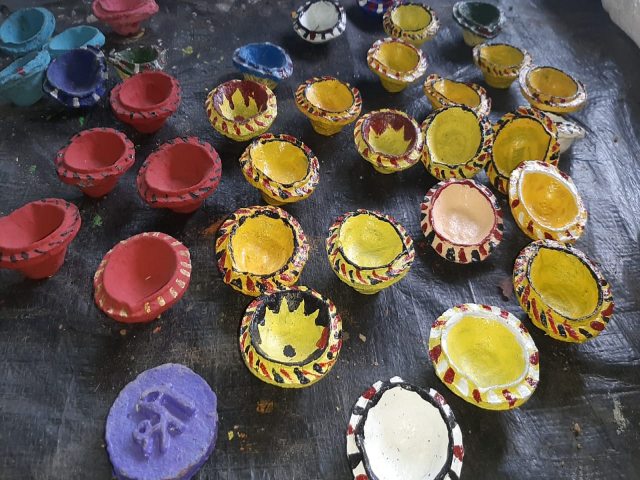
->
429, 303, 540, 410
421, 179, 503, 263
94, 232, 191, 323
239, 286, 342, 388
0, 49, 50, 107
216, 206, 309, 296
0, 198, 81, 279
46, 25, 106, 58
108, 45, 167, 79
239, 133, 319, 205
105, 363, 217, 480
232, 42, 293, 89
472, 42, 531, 89
357, 0, 397, 16
137, 137, 222, 213
292, 0, 346, 44
346, 377, 463, 480
519, 65, 587, 114
452, 1, 505, 46
0, 7, 55, 57
92, 0, 159, 36
544, 112, 586, 154
367, 37, 427, 93
423, 73, 491, 116
326, 209, 414, 295
383, 2, 440, 46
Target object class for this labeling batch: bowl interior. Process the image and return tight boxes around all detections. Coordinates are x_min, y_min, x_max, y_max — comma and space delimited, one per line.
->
2, 8, 45, 44
119, 46, 159, 65
426, 108, 482, 166
250, 139, 308, 184
305, 78, 353, 113
432, 78, 481, 108
460, 2, 501, 28
47, 49, 102, 97
527, 67, 578, 98
213, 80, 269, 121
493, 117, 551, 175
373, 41, 419, 72
145, 143, 212, 194
119, 72, 174, 111
98, 0, 148, 13
64, 131, 126, 172
49, 26, 97, 51
363, 111, 417, 156
300, 1, 340, 31
480, 44, 524, 67
238, 43, 286, 69
0, 203, 65, 250
391, 4, 432, 31
339, 213, 403, 268
520, 170, 579, 230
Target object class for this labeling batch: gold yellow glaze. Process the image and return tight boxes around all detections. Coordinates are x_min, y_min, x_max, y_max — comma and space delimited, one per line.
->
493, 118, 551, 175
374, 42, 420, 72
520, 171, 579, 229
426, 108, 481, 167
432, 78, 481, 108
231, 216, 294, 275
218, 88, 260, 121
479, 44, 524, 66
391, 4, 431, 31
306, 79, 354, 112
250, 140, 308, 184
528, 67, 578, 98
367, 125, 411, 156
339, 215, 403, 268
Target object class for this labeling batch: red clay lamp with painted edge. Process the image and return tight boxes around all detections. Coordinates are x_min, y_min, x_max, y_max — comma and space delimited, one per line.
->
367, 37, 427, 93
92, 0, 158, 37
472, 42, 532, 89
519, 65, 587, 114
423, 73, 491, 117
382, 3, 440, 46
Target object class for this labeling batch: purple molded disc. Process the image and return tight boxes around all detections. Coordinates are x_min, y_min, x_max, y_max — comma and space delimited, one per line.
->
106, 363, 218, 480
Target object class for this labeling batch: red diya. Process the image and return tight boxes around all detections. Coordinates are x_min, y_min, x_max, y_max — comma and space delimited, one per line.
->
93, 232, 191, 323
92, 0, 159, 36
0, 198, 81, 279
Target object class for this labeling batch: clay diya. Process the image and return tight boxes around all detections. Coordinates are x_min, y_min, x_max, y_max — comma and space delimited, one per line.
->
0, 49, 50, 107
205, 79, 276, 142
367, 37, 427, 93
347, 377, 464, 480
353, 109, 424, 174
545, 112, 586, 154
92, 0, 159, 36
423, 73, 491, 117
216, 206, 309, 296
232, 42, 293, 90
110, 71, 181, 133
46, 26, 106, 58
472, 42, 531, 89
108, 45, 167, 79
486, 107, 560, 194
357, 0, 397, 16
94, 232, 191, 323
137, 137, 222, 213
106, 363, 218, 480
0, 7, 55, 57
292, 0, 346, 44
382, 3, 440, 46
55, 128, 135, 198
239, 286, 342, 388
239, 133, 319, 205
421, 179, 503, 263
519, 65, 587, 114
326, 209, 414, 295
294, 76, 362, 135
452, 1, 505, 46
0, 198, 81, 280
429, 303, 540, 410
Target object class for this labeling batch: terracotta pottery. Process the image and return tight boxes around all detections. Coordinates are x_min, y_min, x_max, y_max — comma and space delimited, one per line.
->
486, 107, 560, 194
421, 179, 503, 263
326, 209, 414, 295
239, 286, 342, 388
46, 26, 105, 58
55, 128, 135, 198
514, 240, 614, 342
294, 76, 362, 135
0, 49, 50, 107
382, 3, 440, 46
429, 303, 540, 410
232, 42, 293, 90
519, 65, 587, 114
0, 198, 81, 279
367, 37, 427, 92
347, 377, 464, 480
239, 133, 319, 205
110, 71, 181, 133
0, 7, 55, 57
94, 232, 192, 323
292, 0, 346, 44
357, 0, 397, 16
216, 206, 309, 296
452, 1, 505, 46
544, 112, 586, 154
92, 0, 159, 36
353, 109, 424, 174
472, 42, 531, 89
137, 137, 222, 213
108, 45, 167, 80
205, 79, 277, 142
422, 73, 491, 116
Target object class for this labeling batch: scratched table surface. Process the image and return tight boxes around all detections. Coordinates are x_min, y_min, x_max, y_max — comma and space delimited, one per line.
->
1, 0, 639, 478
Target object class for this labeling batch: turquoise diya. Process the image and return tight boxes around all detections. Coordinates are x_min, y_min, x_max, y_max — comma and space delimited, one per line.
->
0, 49, 50, 107
108, 45, 167, 80
46, 26, 105, 58
452, 1, 505, 46
233, 43, 293, 90
0, 7, 55, 57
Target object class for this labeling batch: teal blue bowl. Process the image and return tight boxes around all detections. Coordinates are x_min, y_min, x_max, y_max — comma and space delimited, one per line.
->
0, 49, 51, 106
46, 25, 106, 58
0, 7, 56, 57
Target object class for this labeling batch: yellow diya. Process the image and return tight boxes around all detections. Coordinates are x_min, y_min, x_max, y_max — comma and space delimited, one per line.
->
382, 3, 440, 46
422, 74, 491, 117
519, 65, 587, 113
472, 42, 531, 89
367, 37, 427, 93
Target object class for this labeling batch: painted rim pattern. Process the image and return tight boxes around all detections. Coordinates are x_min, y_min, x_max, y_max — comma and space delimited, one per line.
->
107, 45, 167, 79
357, 0, 397, 16
422, 73, 491, 117
472, 42, 532, 84
367, 37, 427, 84
452, 1, 505, 39
292, 0, 347, 43
519, 65, 587, 113
382, 3, 440, 45
295, 76, 362, 126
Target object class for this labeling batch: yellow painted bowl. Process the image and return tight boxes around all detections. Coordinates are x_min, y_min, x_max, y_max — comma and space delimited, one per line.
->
326, 209, 415, 295
519, 65, 587, 113
239, 133, 320, 205
382, 3, 440, 46
294, 75, 362, 135
472, 42, 531, 89
239, 286, 342, 388
513, 240, 614, 342
509, 161, 587, 243
486, 107, 560, 194
429, 303, 540, 410
205, 79, 277, 141
367, 37, 428, 93
421, 105, 492, 180
422, 73, 491, 116
216, 205, 309, 296
353, 109, 423, 174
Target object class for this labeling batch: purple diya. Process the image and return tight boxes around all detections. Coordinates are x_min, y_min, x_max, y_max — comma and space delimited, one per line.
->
92, 0, 159, 36
106, 363, 218, 480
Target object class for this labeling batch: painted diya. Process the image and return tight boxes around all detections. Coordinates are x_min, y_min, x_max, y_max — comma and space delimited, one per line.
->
429, 304, 540, 410
46, 25, 105, 58
545, 112, 586, 154
295, 76, 362, 135
472, 42, 532, 89
94, 232, 191, 323
92, 0, 159, 36
108, 45, 167, 79
347, 377, 463, 480
232, 42, 293, 89
519, 65, 587, 114
514, 240, 614, 343
0, 49, 50, 107
357, 0, 397, 16
367, 37, 427, 93
0, 7, 55, 57
292, 0, 347, 44
452, 1, 505, 46
422, 73, 491, 117
239, 133, 319, 205
421, 179, 503, 263
216, 206, 309, 296
353, 109, 424, 174
326, 209, 414, 295
382, 3, 440, 46
239, 286, 342, 388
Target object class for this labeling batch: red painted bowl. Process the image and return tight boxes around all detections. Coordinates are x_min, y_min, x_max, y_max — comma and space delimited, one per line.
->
92, 0, 159, 36
0, 198, 81, 279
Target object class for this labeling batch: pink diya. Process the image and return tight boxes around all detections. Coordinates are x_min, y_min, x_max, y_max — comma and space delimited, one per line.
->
94, 232, 191, 323
0, 198, 81, 279
92, 0, 159, 36
137, 137, 222, 214
110, 71, 181, 133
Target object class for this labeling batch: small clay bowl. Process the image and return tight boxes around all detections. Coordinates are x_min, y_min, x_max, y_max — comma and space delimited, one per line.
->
429, 303, 540, 410
486, 107, 560, 194
205, 79, 277, 142
46, 25, 105, 59
239, 133, 319, 205
110, 71, 181, 133
92, 0, 159, 36
108, 45, 167, 80
216, 205, 309, 296
544, 112, 586, 153
137, 137, 222, 213
0, 198, 81, 279
0, 7, 56, 57
383, 3, 440, 46
239, 286, 342, 388
232, 42, 293, 90
367, 37, 427, 93
520, 65, 587, 114
292, 0, 346, 44
514, 240, 614, 342
472, 42, 531, 89
295, 76, 362, 135
423, 73, 491, 116
357, 0, 397, 16
326, 209, 414, 295
353, 109, 424, 174
94, 232, 192, 323
452, 1, 505, 46
0, 49, 51, 107
55, 128, 135, 198
347, 377, 464, 480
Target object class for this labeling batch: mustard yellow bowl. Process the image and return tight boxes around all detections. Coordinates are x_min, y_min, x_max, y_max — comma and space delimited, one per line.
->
423, 74, 491, 117
519, 65, 587, 114
367, 37, 427, 93
472, 42, 531, 89
382, 3, 440, 46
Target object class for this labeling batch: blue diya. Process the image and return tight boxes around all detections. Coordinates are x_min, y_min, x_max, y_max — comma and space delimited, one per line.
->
46, 25, 106, 58
357, 0, 397, 16
0, 49, 50, 106
0, 7, 55, 57
232, 42, 293, 89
